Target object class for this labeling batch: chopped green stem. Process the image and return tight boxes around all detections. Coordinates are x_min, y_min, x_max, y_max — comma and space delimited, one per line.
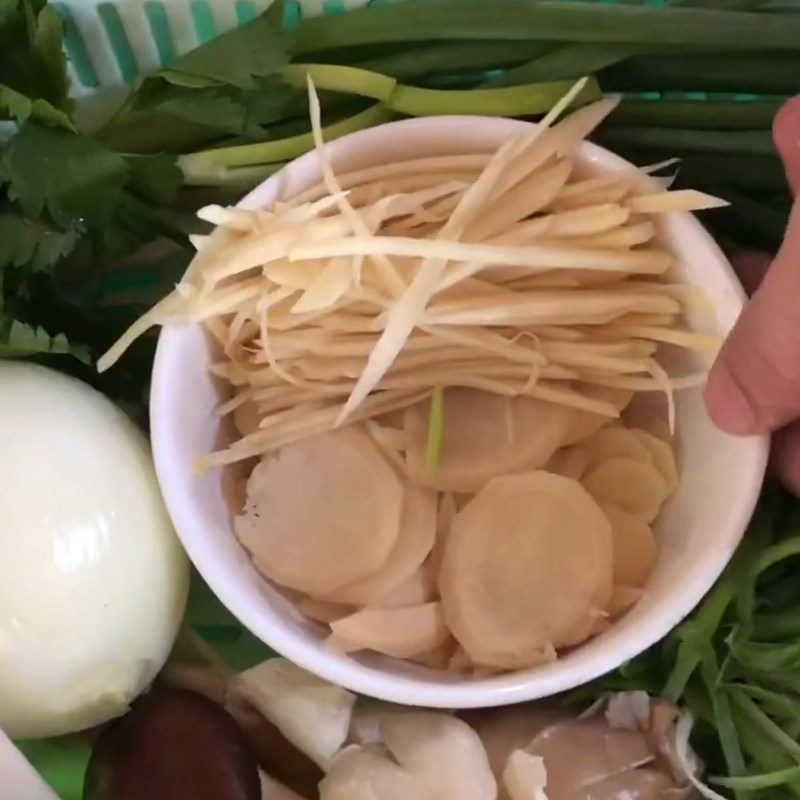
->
387, 76, 601, 116
664, 581, 735, 701
613, 98, 785, 130
714, 765, 800, 792
597, 127, 775, 156
732, 707, 800, 798
753, 608, 800, 639
729, 684, 800, 725
729, 689, 800, 762
425, 386, 445, 470
178, 104, 393, 175
287, 1, 800, 54
281, 63, 397, 101
701, 651, 748, 786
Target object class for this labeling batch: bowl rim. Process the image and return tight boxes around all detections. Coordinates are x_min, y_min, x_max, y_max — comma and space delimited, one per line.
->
151, 114, 769, 708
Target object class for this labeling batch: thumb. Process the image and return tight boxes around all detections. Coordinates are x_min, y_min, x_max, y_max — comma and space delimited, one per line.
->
775, 95, 800, 195
704, 96, 800, 434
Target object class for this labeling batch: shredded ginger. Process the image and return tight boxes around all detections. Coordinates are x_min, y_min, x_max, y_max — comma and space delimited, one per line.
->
99, 77, 722, 472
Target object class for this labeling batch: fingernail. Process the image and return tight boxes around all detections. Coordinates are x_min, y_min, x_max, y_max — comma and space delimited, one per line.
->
704, 365, 758, 434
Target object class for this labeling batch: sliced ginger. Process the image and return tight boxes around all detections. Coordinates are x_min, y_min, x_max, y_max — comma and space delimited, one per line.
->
562, 385, 634, 446
329, 602, 449, 659
439, 472, 613, 669
582, 457, 668, 523
370, 564, 437, 608
631, 429, 678, 493
543, 446, 589, 481
323, 485, 437, 606
404, 388, 574, 493
235, 428, 402, 595
602, 504, 658, 587
581, 426, 652, 469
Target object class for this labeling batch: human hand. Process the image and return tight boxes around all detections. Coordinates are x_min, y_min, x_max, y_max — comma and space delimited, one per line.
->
704, 96, 800, 492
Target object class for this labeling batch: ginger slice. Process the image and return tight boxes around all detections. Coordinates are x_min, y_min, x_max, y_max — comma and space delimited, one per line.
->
631, 429, 678, 494
439, 472, 613, 669
581, 426, 652, 468
329, 602, 449, 659
404, 388, 574, 493
563, 385, 634, 446
235, 428, 402, 595
323, 485, 437, 606
602, 504, 658, 587
543, 446, 589, 481
582, 457, 668, 523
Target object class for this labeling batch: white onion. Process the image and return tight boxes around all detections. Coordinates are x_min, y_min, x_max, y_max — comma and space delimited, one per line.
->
0, 362, 189, 738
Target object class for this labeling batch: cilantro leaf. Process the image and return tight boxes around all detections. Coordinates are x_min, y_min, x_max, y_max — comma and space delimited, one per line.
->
0, 213, 78, 271
1, 123, 129, 228
0, 84, 74, 128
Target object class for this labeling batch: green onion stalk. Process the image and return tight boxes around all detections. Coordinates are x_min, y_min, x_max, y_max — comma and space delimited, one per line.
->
178, 63, 600, 187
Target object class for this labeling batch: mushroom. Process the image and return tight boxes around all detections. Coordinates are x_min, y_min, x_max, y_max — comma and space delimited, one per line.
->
231, 659, 356, 771
321, 710, 496, 800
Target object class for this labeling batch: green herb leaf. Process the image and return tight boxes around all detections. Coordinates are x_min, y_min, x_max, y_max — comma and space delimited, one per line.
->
0, 0, 72, 124
0, 317, 89, 362
1, 123, 129, 228
0, 214, 78, 272
159, 13, 288, 89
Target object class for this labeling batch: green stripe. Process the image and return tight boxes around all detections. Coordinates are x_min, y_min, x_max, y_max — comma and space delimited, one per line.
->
235, 0, 256, 24
144, 2, 176, 66
190, 0, 216, 43
52, 3, 100, 88
98, 3, 139, 83
324, 0, 347, 12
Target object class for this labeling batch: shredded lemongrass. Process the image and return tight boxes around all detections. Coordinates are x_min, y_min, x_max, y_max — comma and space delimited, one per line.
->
99, 77, 723, 467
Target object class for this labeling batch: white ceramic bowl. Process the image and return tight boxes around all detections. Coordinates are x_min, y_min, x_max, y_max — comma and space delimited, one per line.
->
150, 116, 768, 708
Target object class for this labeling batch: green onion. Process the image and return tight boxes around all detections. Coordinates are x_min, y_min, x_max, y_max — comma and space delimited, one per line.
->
281, 63, 397, 101
601, 52, 800, 94
612, 98, 785, 130
179, 104, 392, 181
495, 44, 638, 86
597, 127, 775, 156
287, 1, 800, 54
358, 41, 556, 82
387, 77, 600, 117
425, 386, 445, 470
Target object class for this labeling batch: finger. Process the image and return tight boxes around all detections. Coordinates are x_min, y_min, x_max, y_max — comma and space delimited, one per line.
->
774, 95, 800, 196
704, 201, 800, 434
773, 421, 800, 497
731, 250, 771, 297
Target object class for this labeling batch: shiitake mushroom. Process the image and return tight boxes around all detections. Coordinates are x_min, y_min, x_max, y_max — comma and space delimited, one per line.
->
83, 687, 260, 800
